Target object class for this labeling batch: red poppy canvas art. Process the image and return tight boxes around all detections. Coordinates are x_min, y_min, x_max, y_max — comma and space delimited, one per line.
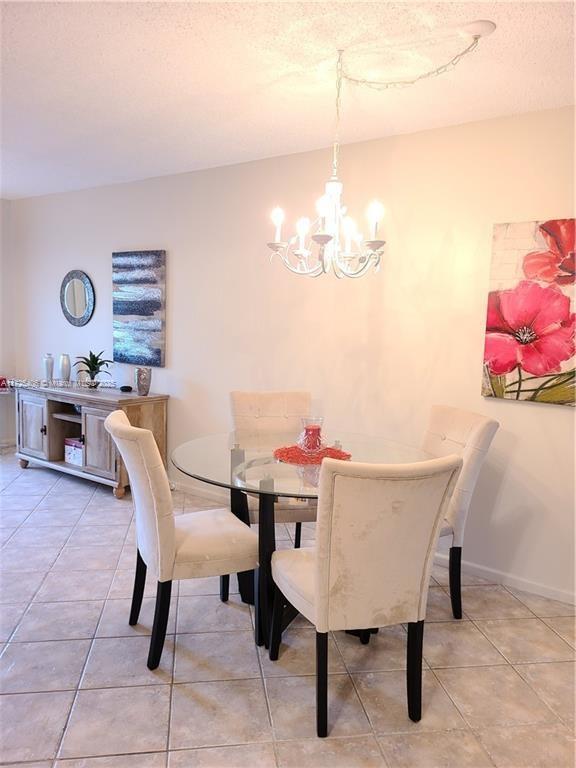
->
482, 219, 575, 406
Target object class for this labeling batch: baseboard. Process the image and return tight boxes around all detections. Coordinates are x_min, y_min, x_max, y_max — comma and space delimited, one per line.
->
434, 551, 575, 605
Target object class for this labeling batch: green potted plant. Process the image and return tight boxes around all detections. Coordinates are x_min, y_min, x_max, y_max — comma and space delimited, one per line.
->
74, 350, 113, 388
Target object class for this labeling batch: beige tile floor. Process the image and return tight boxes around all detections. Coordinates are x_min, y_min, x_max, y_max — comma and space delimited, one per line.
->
0, 455, 574, 767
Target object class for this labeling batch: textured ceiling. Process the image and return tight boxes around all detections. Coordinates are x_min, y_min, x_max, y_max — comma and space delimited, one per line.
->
1, 1, 574, 198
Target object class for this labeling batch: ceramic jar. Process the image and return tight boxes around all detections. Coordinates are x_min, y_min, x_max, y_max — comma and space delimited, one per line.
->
135, 367, 152, 396
43, 353, 54, 382
59, 354, 71, 382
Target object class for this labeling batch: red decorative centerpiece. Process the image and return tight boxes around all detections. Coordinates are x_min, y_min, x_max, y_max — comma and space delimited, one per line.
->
274, 419, 351, 467
299, 417, 324, 454
273, 444, 352, 466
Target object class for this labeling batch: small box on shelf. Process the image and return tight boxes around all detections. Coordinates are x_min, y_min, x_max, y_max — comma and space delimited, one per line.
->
64, 437, 83, 466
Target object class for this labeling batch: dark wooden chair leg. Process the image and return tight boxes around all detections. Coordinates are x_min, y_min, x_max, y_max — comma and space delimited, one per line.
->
449, 546, 462, 619
294, 522, 302, 549
316, 632, 328, 737
407, 620, 424, 722
147, 580, 172, 670
237, 569, 254, 604
129, 550, 147, 626
254, 568, 264, 647
230, 489, 255, 605
220, 575, 230, 603
269, 585, 284, 660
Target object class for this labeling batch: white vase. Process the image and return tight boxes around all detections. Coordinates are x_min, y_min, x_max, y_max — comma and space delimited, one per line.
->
59, 354, 71, 382
43, 353, 54, 382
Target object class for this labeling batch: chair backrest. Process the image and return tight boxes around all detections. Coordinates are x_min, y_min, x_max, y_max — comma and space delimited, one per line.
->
315, 455, 462, 633
230, 390, 311, 447
422, 405, 499, 545
104, 410, 175, 581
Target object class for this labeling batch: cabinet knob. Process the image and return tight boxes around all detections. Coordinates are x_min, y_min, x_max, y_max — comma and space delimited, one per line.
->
40, 425, 47, 435
79, 435, 85, 445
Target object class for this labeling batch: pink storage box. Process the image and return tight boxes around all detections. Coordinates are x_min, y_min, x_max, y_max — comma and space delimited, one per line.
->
64, 437, 83, 466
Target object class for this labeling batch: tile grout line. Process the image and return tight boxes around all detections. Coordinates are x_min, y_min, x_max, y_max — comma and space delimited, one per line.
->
1, 478, 100, 646
470, 615, 574, 665
52, 487, 134, 762
166, 573, 180, 766
253, 627, 281, 767
539, 617, 576, 650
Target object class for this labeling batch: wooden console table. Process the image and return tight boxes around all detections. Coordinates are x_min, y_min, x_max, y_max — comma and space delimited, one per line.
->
15, 385, 169, 497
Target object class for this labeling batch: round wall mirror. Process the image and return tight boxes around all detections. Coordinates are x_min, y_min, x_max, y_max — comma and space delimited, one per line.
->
60, 270, 95, 326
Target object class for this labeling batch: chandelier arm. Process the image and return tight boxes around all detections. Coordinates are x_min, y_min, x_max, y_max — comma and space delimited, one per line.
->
334, 251, 380, 279
341, 35, 480, 90
277, 246, 324, 277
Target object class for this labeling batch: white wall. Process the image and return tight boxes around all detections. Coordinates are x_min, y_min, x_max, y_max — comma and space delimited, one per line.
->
0, 200, 16, 445
2, 107, 574, 600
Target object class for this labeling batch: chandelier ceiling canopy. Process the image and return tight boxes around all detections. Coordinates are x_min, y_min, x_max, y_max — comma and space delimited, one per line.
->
267, 20, 496, 279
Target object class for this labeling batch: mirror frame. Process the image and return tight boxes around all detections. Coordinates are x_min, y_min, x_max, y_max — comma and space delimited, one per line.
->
60, 270, 95, 327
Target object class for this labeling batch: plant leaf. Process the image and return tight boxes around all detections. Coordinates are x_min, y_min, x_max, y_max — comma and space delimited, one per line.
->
531, 375, 575, 405
489, 373, 507, 398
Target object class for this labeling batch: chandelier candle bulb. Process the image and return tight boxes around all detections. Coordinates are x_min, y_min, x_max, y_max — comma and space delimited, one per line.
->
271, 207, 285, 243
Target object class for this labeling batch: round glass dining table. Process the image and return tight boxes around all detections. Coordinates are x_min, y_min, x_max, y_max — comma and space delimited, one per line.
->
172, 431, 432, 647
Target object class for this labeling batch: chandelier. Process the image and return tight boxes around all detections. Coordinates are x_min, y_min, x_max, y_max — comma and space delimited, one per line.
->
267, 21, 496, 278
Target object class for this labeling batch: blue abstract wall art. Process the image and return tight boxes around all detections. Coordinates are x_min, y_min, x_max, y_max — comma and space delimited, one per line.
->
112, 250, 166, 367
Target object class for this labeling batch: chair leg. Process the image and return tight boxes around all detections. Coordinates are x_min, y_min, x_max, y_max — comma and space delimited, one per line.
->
147, 580, 172, 670
359, 630, 371, 645
294, 522, 302, 549
269, 585, 284, 661
254, 568, 264, 647
220, 575, 230, 603
449, 546, 462, 619
406, 620, 424, 722
129, 550, 147, 626
316, 632, 328, 737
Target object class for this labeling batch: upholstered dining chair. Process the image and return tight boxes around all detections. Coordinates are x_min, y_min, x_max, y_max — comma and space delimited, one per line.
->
230, 390, 318, 545
269, 455, 462, 737
422, 406, 499, 618
104, 410, 258, 670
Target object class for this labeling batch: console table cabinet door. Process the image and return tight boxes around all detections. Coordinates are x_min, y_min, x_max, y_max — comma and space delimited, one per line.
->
82, 407, 116, 479
18, 394, 48, 459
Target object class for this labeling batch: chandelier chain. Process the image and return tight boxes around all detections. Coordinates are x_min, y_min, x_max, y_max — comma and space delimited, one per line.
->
330, 36, 480, 179
332, 50, 344, 178
340, 35, 480, 91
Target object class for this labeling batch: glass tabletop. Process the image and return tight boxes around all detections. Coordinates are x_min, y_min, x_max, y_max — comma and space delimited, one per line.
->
171, 431, 432, 499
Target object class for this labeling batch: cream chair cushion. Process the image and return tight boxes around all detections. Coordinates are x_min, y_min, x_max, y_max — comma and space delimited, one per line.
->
272, 547, 316, 623
173, 508, 260, 580
422, 406, 499, 546
104, 410, 258, 583
104, 410, 176, 582
272, 456, 462, 633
